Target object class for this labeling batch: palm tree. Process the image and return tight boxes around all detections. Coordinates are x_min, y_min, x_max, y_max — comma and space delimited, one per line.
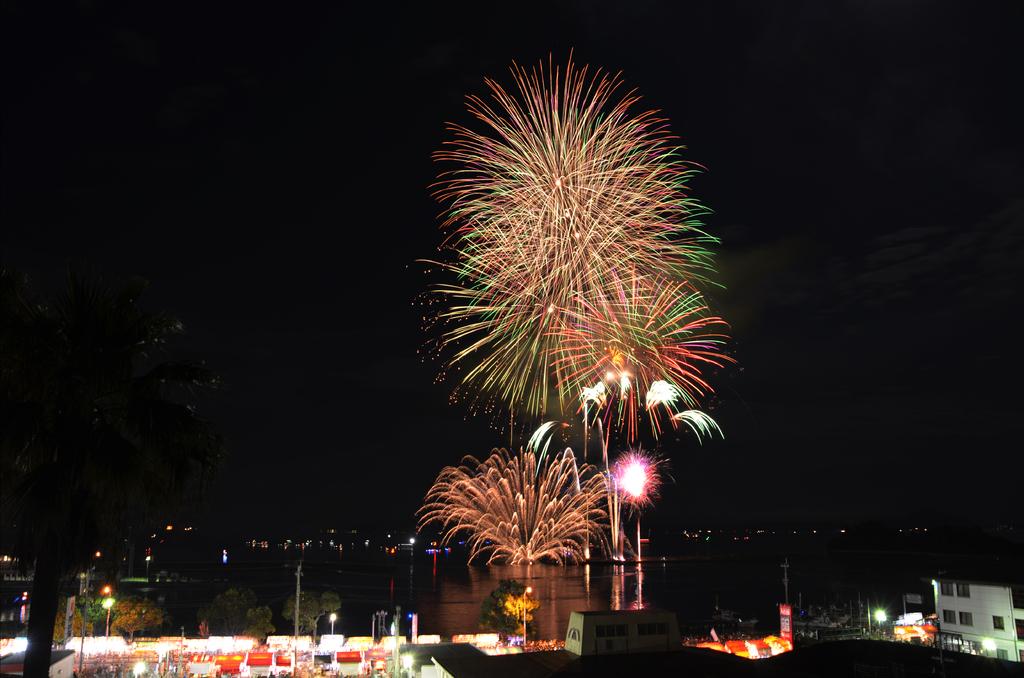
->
0, 267, 224, 677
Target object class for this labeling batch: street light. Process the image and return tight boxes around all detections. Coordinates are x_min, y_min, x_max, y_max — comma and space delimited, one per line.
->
103, 596, 116, 639
145, 555, 152, 580
330, 612, 337, 635
874, 609, 887, 624
522, 587, 532, 647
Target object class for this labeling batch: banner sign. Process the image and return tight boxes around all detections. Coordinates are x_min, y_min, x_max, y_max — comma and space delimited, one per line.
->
779, 604, 793, 642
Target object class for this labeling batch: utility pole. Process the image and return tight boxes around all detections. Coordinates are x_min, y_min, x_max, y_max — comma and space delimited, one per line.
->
179, 626, 185, 676
77, 569, 91, 675
781, 558, 790, 606
934, 574, 947, 678
294, 561, 302, 675
392, 606, 402, 678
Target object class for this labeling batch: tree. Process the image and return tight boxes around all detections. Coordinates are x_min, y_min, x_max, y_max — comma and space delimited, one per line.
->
76, 596, 108, 637
244, 606, 276, 641
0, 268, 224, 677
198, 588, 257, 635
111, 596, 165, 641
52, 599, 84, 642
479, 579, 539, 640
282, 591, 340, 643
51, 596, 110, 641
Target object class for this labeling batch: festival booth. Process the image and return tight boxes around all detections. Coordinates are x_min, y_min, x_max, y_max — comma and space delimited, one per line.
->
364, 647, 389, 675
242, 652, 273, 677
214, 654, 245, 675
272, 652, 292, 675
894, 624, 937, 643
451, 633, 501, 654
335, 651, 363, 677
696, 635, 793, 659
414, 635, 441, 645
186, 654, 217, 676
342, 637, 374, 652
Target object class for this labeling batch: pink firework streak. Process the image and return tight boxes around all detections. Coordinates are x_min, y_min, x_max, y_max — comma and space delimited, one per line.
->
613, 450, 665, 511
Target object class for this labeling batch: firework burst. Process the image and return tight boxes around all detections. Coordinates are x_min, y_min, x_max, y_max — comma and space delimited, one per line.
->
428, 57, 720, 418
613, 449, 665, 510
612, 449, 666, 561
417, 447, 608, 564
555, 274, 730, 440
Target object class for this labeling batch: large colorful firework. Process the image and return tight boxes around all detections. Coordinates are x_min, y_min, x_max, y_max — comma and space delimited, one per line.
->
428, 57, 721, 419
553, 274, 730, 441
417, 447, 608, 564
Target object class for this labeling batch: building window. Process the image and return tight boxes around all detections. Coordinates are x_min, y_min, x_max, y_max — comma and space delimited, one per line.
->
1013, 588, 1024, 611
956, 583, 970, 598
638, 622, 671, 639
993, 615, 1005, 630
958, 611, 973, 626
1016, 618, 1024, 640
637, 622, 669, 636
943, 610, 956, 624
997, 649, 1008, 660
597, 624, 627, 638
940, 582, 954, 596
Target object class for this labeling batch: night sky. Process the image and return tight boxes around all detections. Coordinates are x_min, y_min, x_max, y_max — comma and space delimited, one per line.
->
3, 2, 1022, 535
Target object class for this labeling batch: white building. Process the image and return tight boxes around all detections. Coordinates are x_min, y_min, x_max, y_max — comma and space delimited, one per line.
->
563, 609, 680, 656
933, 574, 1024, 662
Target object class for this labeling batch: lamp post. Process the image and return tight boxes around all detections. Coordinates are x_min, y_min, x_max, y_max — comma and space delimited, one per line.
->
145, 555, 152, 580
330, 612, 337, 636
522, 587, 532, 648
103, 597, 115, 639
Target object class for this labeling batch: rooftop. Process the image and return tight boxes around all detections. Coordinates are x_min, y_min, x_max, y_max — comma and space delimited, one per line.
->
571, 608, 674, 617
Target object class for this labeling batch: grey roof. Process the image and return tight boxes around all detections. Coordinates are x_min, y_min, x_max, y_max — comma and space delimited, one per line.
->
572, 608, 675, 617
400, 642, 486, 673
0, 650, 76, 667
430, 649, 576, 678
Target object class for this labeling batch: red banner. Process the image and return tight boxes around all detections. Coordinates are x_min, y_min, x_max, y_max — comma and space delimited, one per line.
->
779, 604, 793, 642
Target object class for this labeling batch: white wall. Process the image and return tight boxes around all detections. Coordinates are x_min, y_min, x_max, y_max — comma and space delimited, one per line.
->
936, 580, 1019, 662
